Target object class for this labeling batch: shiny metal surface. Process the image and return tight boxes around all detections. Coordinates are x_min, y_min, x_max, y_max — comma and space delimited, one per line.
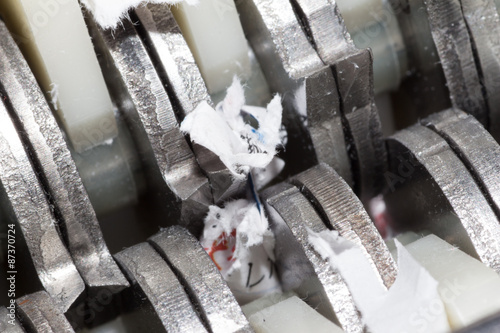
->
236, 0, 324, 83
301, 65, 353, 186
86, 15, 212, 234
422, 109, 500, 219
134, 4, 212, 118
387, 0, 451, 119
0, 100, 84, 312
0, 1, 499, 330
191, 145, 248, 205
0, 307, 25, 332
292, 0, 386, 198
0, 21, 128, 294
114, 242, 207, 332
235, 0, 327, 175
149, 226, 252, 333
235, 0, 352, 183
331, 49, 386, 200
460, 0, 500, 141
236, 0, 385, 199
385, 124, 500, 272
291, 0, 355, 65
262, 182, 364, 333
16, 291, 75, 333
290, 163, 397, 288
134, 4, 245, 204
424, 0, 488, 125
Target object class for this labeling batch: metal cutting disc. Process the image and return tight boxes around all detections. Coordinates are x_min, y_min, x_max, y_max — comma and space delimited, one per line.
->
459, 0, 500, 141
149, 226, 252, 333
385, 124, 500, 273
234, 0, 352, 184
331, 49, 386, 200
424, 0, 488, 125
114, 242, 207, 332
16, 291, 75, 333
0, 19, 128, 295
421, 109, 500, 221
290, 0, 387, 198
261, 182, 364, 333
133, 4, 247, 204
0, 99, 84, 312
86, 14, 212, 235
290, 0, 356, 64
290, 163, 397, 287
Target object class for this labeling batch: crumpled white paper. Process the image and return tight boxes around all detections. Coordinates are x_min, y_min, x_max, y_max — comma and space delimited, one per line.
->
308, 229, 450, 333
181, 77, 283, 180
201, 199, 282, 304
81, 0, 198, 29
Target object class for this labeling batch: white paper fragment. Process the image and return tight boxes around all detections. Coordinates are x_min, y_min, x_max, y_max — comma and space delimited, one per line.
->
248, 296, 344, 333
201, 199, 282, 304
181, 77, 283, 180
309, 229, 450, 333
81, 0, 199, 29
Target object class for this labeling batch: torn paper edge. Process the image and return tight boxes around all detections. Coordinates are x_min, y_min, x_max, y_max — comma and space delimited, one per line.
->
81, 0, 199, 29
308, 229, 450, 333
200, 197, 281, 304
181, 77, 283, 180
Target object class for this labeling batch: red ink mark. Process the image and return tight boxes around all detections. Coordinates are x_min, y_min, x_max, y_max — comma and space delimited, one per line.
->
206, 229, 236, 270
